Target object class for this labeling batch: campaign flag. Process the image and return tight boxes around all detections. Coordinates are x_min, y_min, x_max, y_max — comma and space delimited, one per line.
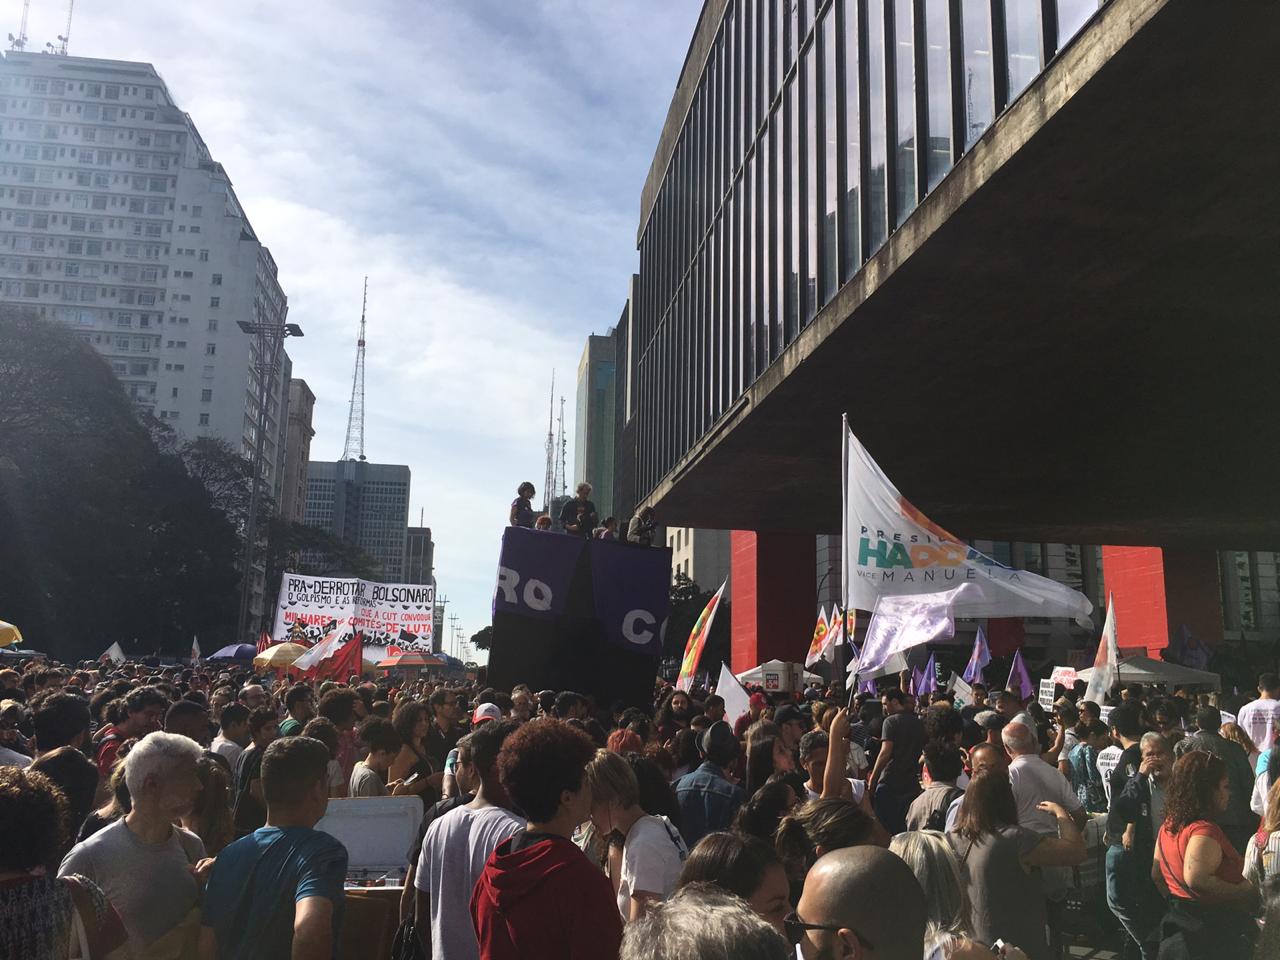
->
256, 632, 272, 654
292, 625, 347, 673
911, 665, 925, 696
853, 584, 976, 677
1083, 593, 1120, 705
963, 627, 991, 685
191, 636, 201, 660
677, 581, 727, 692
915, 653, 938, 697
1006, 649, 1035, 702
1167, 623, 1211, 672
716, 662, 752, 729
804, 606, 832, 668
824, 607, 846, 660
840, 417, 1093, 625
589, 538, 671, 657
100, 641, 126, 665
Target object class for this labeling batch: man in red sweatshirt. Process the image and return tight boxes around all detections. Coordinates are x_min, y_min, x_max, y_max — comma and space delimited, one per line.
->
470, 719, 622, 960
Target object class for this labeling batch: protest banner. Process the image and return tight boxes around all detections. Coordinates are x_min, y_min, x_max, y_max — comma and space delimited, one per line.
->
270, 573, 435, 651
1038, 678, 1057, 709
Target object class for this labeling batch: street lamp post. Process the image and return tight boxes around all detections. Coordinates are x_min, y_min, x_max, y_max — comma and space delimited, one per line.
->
235, 311, 303, 645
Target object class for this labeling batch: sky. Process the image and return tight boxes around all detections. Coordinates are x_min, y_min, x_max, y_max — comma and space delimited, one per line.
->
17, 0, 703, 661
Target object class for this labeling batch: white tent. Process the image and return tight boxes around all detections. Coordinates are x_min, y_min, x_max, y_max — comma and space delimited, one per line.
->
1075, 655, 1220, 691
736, 659, 822, 693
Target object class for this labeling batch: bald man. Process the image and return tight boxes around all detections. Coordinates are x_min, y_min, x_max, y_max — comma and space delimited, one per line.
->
792, 847, 926, 960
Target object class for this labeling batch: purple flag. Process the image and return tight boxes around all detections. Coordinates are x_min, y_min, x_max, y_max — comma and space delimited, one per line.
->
963, 627, 991, 685
911, 665, 925, 695
915, 653, 938, 697
1006, 649, 1035, 701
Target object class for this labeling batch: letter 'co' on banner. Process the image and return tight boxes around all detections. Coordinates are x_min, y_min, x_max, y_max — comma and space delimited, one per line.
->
588, 538, 671, 656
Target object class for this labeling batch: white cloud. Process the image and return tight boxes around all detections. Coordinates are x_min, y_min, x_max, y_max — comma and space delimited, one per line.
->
19, 0, 702, 651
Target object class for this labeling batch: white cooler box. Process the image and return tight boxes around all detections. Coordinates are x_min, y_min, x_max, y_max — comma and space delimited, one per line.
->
315, 796, 424, 890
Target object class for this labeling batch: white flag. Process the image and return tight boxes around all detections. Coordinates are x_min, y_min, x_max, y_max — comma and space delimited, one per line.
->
1083, 593, 1120, 705
101, 642, 126, 665
852, 585, 975, 677
715, 662, 751, 730
840, 418, 1093, 625
292, 626, 347, 672
191, 636, 201, 660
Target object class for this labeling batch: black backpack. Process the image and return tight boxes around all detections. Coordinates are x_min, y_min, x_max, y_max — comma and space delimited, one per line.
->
924, 786, 966, 832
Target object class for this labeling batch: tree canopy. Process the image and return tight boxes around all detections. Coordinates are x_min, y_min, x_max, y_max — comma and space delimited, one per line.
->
0, 307, 241, 660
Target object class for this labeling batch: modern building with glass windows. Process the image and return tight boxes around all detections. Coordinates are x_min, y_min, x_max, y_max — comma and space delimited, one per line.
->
304, 460, 411, 583
626, 0, 1280, 670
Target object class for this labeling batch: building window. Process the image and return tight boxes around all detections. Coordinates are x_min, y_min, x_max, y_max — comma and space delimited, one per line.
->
199, 413, 210, 426
201, 388, 212, 402
207, 318, 218, 331
205, 343, 216, 356
209, 297, 219, 308
211, 274, 222, 285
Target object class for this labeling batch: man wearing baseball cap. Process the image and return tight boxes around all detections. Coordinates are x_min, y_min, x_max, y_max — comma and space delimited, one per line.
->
733, 692, 768, 738
472, 703, 503, 727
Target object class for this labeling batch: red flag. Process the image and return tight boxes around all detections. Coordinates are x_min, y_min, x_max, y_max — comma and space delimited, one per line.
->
256, 632, 273, 654
310, 632, 364, 682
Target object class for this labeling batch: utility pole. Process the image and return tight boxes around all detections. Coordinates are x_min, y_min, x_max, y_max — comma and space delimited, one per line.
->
448, 614, 460, 660
235, 310, 303, 644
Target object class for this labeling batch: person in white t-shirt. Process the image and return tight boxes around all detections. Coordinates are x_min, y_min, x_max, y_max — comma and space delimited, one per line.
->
586, 748, 688, 922
414, 720, 523, 960
1238, 673, 1280, 753
1002, 722, 1087, 835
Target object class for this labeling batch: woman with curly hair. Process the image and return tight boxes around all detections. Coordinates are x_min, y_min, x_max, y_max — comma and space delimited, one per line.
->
1154, 750, 1259, 960
387, 700, 436, 800
471, 719, 623, 959
0, 766, 126, 959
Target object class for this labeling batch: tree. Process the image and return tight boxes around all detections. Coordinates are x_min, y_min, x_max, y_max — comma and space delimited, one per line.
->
470, 625, 494, 651
0, 307, 241, 660
259, 519, 384, 632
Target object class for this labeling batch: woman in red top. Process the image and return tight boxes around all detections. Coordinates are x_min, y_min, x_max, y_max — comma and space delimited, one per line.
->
1153, 751, 1259, 960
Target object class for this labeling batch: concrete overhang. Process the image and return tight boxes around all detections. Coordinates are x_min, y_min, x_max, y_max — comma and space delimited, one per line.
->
645, 0, 1280, 549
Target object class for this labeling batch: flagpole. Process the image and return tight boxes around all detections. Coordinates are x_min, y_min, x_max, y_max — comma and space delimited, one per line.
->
838, 413, 851, 707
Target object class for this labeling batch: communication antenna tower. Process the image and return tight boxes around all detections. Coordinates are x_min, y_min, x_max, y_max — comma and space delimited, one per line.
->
56, 0, 74, 55
8, 0, 30, 51
542, 372, 555, 512
554, 396, 567, 499
341, 277, 368, 462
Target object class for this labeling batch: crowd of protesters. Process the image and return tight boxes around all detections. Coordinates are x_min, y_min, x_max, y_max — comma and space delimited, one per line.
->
509, 480, 657, 544
1, 656, 1278, 960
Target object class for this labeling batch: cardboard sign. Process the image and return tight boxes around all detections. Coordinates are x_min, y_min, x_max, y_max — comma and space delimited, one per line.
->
1050, 667, 1078, 687
1038, 678, 1057, 709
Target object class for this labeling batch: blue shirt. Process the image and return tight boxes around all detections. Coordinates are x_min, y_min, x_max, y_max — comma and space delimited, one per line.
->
202, 825, 348, 960
675, 762, 744, 848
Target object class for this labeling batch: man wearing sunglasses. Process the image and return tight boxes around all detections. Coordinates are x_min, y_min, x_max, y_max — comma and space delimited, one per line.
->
790, 846, 925, 960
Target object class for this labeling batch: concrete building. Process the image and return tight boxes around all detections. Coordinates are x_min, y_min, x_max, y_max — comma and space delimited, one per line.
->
625, 0, 1280, 670
668, 526, 731, 594
280, 379, 315, 523
304, 460, 411, 582
404, 526, 434, 585
0, 53, 292, 500
574, 331, 616, 521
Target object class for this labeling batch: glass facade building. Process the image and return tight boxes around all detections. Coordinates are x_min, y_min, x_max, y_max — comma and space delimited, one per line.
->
634, 0, 1105, 500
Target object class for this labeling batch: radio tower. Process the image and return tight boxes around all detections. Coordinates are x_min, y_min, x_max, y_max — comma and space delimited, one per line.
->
541, 372, 555, 513
341, 278, 368, 462
554, 397, 568, 500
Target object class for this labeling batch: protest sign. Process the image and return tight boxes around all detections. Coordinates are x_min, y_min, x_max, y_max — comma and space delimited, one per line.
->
1038, 678, 1057, 709
271, 573, 434, 650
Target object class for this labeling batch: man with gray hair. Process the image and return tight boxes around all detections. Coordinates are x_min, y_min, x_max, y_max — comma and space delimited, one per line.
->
559, 481, 598, 537
792, 846, 926, 960
60, 731, 208, 955
1002, 721, 1086, 834
620, 884, 790, 960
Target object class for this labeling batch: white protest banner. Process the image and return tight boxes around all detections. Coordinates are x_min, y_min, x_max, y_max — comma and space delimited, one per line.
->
271, 573, 435, 651
948, 672, 974, 708
1038, 678, 1057, 709
840, 418, 1094, 625
853, 584, 976, 677
1050, 667, 1078, 688
716, 662, 751, 730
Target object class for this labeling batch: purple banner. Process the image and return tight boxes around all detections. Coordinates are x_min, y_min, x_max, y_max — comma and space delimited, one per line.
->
589, 540, 673, 657
493, 527, 585, 620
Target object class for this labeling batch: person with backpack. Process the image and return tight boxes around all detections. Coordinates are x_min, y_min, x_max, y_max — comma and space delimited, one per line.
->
906, 741, 967, 832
